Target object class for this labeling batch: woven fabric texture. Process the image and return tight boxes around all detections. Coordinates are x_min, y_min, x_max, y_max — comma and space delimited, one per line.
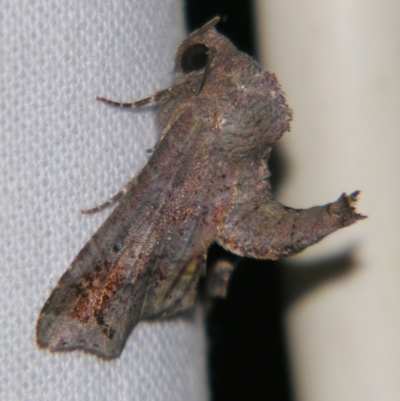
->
2, 1, 208, 400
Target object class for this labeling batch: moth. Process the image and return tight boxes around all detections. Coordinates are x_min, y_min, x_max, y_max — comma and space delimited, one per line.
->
36, 18, 365, 359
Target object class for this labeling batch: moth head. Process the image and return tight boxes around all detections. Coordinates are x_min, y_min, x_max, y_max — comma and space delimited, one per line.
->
180, 43, 209, 74
174, 17, 237, 79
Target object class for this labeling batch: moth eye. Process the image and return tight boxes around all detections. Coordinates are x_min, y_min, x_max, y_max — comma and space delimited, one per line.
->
181, 43, 209, 73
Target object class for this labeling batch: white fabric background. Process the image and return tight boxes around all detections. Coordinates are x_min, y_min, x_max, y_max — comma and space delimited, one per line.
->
256, 1, 400, 400
2, 1, 209, 400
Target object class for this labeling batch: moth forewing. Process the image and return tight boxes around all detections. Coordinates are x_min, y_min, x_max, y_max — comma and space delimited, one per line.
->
37, 18, 365, 359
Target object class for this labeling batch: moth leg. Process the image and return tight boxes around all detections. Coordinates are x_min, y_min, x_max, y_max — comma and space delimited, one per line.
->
96, 96, 155, 109
216, 191, 366, 260
96, 81, 188, 110
206, 258, 239, 300
81, 186, 128, 214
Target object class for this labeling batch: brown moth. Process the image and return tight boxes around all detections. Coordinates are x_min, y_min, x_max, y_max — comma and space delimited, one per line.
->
36, 18, 365, 359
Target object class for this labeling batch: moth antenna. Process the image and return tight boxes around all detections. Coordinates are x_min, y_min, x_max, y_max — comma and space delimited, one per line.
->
197, 47, 216, 94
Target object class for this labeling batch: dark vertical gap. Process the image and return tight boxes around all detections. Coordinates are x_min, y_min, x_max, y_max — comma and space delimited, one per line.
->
184, 2, 294, 401
185, 1, 256, 57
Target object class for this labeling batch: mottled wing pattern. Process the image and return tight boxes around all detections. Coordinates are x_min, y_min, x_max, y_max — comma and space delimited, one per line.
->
37, 97, 219, 358
36, 17, 365, 359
